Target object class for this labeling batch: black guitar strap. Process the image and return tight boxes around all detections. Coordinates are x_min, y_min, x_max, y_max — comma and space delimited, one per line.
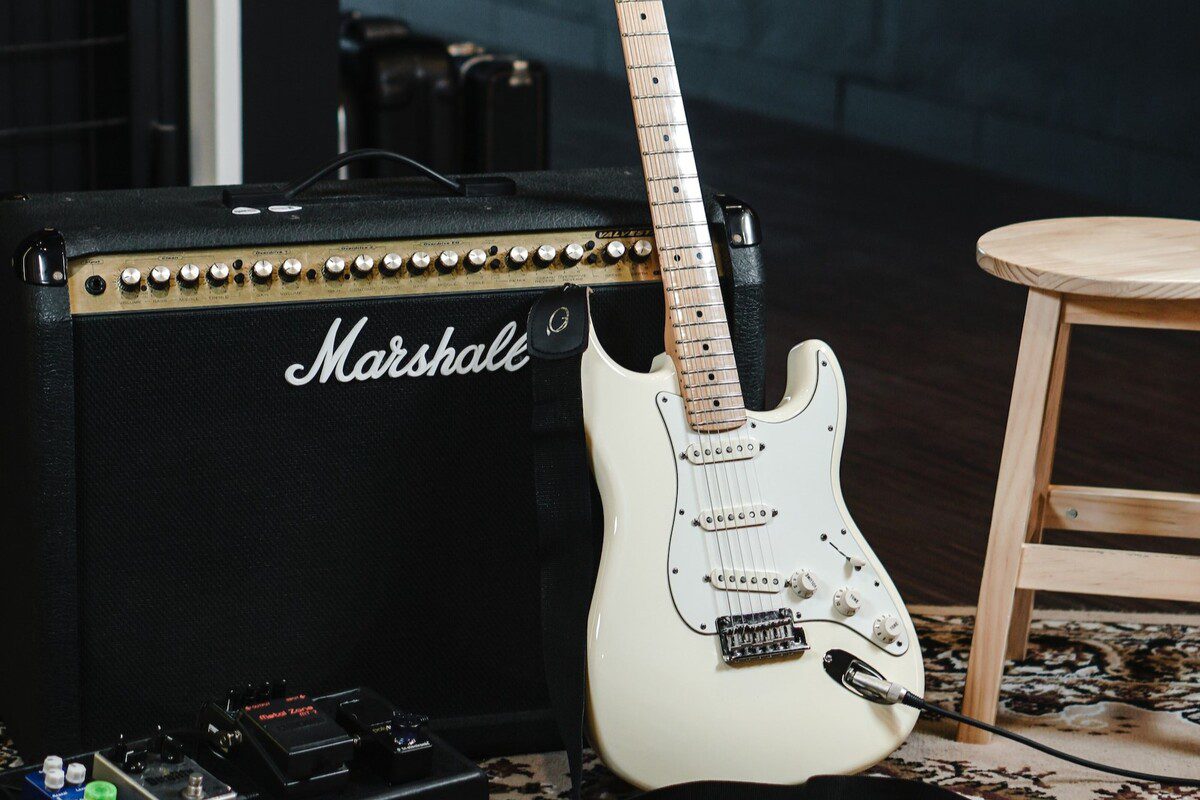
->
527, 286, 961, 800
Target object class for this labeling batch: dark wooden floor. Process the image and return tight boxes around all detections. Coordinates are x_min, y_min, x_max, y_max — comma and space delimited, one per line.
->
552, 68, 1200, 611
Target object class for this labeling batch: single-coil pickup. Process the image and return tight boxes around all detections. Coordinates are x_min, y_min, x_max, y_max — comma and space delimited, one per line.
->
698, 505, 773, 531
683, 437, 760, 465
709, 569, 781, 593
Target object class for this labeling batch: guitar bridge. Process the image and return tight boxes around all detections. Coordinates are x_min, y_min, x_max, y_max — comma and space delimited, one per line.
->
716, 608, 809, 665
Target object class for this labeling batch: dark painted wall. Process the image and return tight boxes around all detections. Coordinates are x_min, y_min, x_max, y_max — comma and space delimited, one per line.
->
344, 0, 1200, 215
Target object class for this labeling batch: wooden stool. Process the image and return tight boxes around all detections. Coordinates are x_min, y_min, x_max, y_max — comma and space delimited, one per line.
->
959, 216, 1200, 744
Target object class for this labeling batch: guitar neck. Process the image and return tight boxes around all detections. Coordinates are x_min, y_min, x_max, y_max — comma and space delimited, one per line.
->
615, 0, 747, 433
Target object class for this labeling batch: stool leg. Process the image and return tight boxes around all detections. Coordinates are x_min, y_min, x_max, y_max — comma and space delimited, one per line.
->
959, 289, 1066, 744
1006, 321, 1071, 660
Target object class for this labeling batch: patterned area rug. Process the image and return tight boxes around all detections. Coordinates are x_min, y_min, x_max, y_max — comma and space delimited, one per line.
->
3, 608, 1197, 799
482, 608, 1200, 800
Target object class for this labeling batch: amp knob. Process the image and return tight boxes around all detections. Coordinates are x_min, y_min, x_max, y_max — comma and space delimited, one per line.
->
873, 615, 903, 645
632, 239, 654, 261
603, 240, 626, 263
534, 244, 557, 268
353, 254, 375, 276
251, 260, 274, 284
324, 256, 346, 279
562, 243, 585, 267
832, 587, 862, 616
408, 252, 431, 275
178, 263, 201, 287
119, 267, 142, 291
507, 246, 529, 269
788, 570, 817, 599
207, 263, 230, 285
148, 265, 171, 289
381, 253, 404, 276
436, 250, 459, 274
280, 258, 303, 281
466, 248, 488, 273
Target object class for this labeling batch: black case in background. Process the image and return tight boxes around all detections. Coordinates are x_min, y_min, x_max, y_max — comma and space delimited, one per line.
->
0, 168, 765, 762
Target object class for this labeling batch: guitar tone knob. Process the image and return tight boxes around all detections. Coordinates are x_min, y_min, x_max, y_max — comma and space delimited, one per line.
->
280, 258, 303, 281
873, 615, 903, 645
408, 252, 431, 275
353, 254, 374, 276
251, 260, 274, 283
789, 570, 817, 599
207, 263, 230, 285
562, 243, 585, 267
604, 240, 626, 263
466, 248, 488, 273
148, 266, 171, 289
632, 239, 654, 261
178, 264, 201, 286
381, 253, 404, 276
535, 244, 557, 268
833, 587, 861, 616
436, 250, 459, 274
119, 267, 142, 291
324, 256, 346, 278
507, 246, 529, 269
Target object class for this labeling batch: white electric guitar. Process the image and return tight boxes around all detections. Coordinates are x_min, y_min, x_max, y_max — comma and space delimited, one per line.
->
580, 1, 925, 789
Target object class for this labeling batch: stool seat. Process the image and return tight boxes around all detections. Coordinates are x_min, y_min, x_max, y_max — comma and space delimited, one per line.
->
977, 216, 1200, 299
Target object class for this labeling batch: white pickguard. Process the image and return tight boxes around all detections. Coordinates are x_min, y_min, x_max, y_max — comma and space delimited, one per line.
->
659, 349, 910, 656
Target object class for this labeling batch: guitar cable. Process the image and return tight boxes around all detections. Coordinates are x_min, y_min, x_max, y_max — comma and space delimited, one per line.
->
843, 666, 1200, 787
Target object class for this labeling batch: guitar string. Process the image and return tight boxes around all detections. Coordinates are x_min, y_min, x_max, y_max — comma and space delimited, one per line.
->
685, 425, 738, 624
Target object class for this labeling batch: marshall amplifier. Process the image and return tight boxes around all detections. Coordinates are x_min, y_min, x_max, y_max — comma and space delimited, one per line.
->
0, 167, 765, 761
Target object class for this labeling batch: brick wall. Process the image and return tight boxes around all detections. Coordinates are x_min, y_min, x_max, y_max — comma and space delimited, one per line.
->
344, 0, 1200, 215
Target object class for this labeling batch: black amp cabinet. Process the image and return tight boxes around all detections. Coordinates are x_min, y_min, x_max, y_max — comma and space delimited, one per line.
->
0, 168, 765, 760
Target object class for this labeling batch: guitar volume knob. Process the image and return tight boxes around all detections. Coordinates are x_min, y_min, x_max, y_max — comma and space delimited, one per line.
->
873, 615, 902, 645
832, 587, 861, 616
789, 570, 817, 599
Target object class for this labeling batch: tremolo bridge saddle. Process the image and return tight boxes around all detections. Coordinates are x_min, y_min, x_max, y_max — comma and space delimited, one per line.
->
715, 608, 809, 665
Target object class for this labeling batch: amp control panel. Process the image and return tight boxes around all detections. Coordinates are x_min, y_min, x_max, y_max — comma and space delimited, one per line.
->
66, 227, 722, 315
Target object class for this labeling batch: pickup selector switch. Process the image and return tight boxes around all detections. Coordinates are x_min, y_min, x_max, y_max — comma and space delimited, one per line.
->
507, 246, 529, 269
436, 250, 459, 274
119, 267, 142, 291
632, 239, 654, 261
149, 266, 171, 289
381, 253, 404, 276
832, 587, 861, 616
562, 243, 585, 267
281, 258, 303, 281
789, 570, 817, 599
604, 240, 626, 263
324, 256, 346, 278
466, 248, 488, 272
178, 264, 201, 286
207, 263, 230, 285
408, 252, 431, 275
251, 260, 274, 283
535, 244, 557, 267
873, 615, 902, 644
353, 254, 374, 276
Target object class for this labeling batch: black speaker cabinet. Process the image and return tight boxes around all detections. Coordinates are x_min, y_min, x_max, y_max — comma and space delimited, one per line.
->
0, 168, 765, 761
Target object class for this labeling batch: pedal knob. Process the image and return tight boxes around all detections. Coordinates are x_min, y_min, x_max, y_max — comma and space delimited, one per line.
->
353, 254, 374, 276
632, 239, 654, 261
436, 250, 459, 273
507, 246, 529, 269
44, 769, 65, 791
408, 252, 431, 275
281, 258, 303, 281
562, 243, 584, 267
789, 570, 817, 599
604, 240, 627, 263
534, 244, 557, 268
833, 587, 861, 616
466, 248, 488, 272
251, 260, 274, 283
207, 263, 230, 285
119, 267, 142, 291
324, 256, 346, 278
381, 252, 404, 276
149, 265, 171, 289
178, 264, 201, 287
43, 756, 63, 774
64, 763, 87, 785
873, 615, 902, 645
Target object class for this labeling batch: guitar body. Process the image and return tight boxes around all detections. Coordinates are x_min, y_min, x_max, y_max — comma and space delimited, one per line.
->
581, 323, 924, 789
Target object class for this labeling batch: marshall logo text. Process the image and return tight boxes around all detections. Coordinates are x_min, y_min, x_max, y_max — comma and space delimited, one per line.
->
285, 317, 529, 386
